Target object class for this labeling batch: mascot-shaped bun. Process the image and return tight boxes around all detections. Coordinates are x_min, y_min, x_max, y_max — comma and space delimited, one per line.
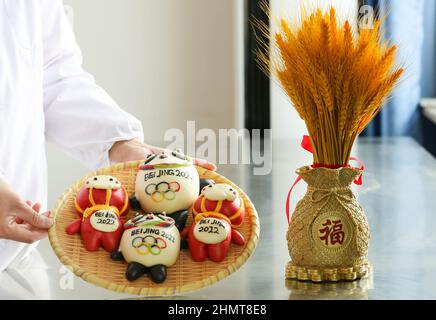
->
111, 213, 182, 284
66, 175, 129, 252
134, 149, 201, 230
182, 184, 246, 262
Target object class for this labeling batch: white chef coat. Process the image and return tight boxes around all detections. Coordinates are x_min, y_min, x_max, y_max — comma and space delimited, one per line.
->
0, 0, 144, 271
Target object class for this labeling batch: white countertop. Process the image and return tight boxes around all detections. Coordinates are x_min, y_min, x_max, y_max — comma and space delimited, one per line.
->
2, 137, 436, 300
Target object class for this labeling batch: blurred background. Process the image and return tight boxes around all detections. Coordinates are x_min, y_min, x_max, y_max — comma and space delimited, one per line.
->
48, 0, 246, 205
47, 0, 436, 205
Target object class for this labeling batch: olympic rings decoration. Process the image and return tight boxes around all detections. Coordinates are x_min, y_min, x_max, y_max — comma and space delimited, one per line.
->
145, 181, 181, 203
132, 236, 167, 256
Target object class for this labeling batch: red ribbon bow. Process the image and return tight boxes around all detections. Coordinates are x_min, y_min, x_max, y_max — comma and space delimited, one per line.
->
285, 136, 365, 224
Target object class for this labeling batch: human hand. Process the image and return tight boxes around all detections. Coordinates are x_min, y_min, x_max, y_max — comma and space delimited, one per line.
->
0, 179, 53, 243
109, 139, 217, 171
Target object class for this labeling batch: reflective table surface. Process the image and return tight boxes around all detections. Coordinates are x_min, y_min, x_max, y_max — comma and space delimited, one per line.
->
1, 137, 436, 300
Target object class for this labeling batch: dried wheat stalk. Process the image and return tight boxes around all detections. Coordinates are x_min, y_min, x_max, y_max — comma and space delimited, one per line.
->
254, 4, 404, 166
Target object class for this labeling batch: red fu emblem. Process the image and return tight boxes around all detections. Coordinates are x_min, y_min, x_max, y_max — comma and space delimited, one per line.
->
319, 219, 345, 246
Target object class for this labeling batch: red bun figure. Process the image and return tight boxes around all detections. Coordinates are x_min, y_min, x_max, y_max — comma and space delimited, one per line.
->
66, 175, 129, 252
182, 184, 246, 262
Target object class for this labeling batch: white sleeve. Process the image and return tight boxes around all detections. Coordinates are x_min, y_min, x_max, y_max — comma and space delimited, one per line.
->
41, 0, 144, 169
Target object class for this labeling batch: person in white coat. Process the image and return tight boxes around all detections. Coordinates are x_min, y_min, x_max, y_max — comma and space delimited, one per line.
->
0, 0, 214, 273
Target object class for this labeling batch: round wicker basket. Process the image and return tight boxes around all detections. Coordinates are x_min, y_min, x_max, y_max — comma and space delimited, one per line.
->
48, 161, 260, 296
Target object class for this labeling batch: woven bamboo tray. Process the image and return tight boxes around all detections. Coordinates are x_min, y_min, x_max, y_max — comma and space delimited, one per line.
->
48, 161, 260, 296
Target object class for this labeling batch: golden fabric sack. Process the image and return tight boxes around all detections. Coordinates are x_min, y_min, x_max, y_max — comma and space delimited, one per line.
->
286, 166, 371, 282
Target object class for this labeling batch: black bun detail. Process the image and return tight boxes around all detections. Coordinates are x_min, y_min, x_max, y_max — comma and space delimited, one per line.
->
126, 262, 148, 282
200, 179, 215, 194
130, 196, 142, 210
149, 265, 167, 284
143, 154, 157, 165
172, 210, 189, 231
110, 250, 124, 261
172, 149, 188, 160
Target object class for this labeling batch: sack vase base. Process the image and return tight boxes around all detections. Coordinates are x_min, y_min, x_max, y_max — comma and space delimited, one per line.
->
286, 261, 371, 283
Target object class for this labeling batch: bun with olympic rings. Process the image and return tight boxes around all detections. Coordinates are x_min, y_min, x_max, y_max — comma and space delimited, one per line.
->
133, 149, 214, 231
111, 213, 182, 284
181, 183, 246, 263
66, 175, 129, 252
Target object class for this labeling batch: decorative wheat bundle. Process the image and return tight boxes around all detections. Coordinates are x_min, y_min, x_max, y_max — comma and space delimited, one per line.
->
254, 4, 404, 281
254, 3, 404, 166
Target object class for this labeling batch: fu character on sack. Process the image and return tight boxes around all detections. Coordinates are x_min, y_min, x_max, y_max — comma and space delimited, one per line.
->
66, 175, 130, 252
182, 184, 246, 263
